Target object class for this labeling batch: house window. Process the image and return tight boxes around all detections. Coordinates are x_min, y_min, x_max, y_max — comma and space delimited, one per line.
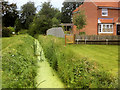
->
102, 9, 108, 16
98, 24, 113, 33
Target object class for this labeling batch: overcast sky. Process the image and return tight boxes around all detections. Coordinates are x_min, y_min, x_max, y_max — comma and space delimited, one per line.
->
6, 0, 119, 11
7, 0, 64, 11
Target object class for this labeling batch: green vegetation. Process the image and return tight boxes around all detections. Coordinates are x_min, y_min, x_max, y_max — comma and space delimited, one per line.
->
2, 35, 37, 88
14, 18, 22, 33
2, 0, 119, 88
20, 1, 36, 29
61, 0, 82, 23
2, 27, 12, 37
18, 29, 28, 34
7, 27, 15, 32
69, 44, 118, 76
37, 35, 118, 88
73, 10, 86, 30
2, 1, 18, 27
29, 2, 61, 36
79, 32, 86, 35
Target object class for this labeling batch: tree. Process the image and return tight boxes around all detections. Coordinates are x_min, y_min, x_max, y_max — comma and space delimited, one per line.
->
2, 1, 18, 27
53, 9, 61, 27
52, 17, 60, 27
14, 18, 22, 33
51, 9, 61, 27
21, 1, 36, 29
61, 0, 83, 23
29, 2, 61, 36
29, 15, 52, 36
39, 2, 61, 27
73, 10, 86, 30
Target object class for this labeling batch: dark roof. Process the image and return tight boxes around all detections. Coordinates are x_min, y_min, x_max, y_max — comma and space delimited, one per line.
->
60, 23, 73, 26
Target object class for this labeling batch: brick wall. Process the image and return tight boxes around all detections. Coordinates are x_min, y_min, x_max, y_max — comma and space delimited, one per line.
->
97, 7, 119, 35
73, 2, 98, 35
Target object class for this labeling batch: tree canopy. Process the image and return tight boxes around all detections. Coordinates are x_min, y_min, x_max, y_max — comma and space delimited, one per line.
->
14, 18, 22, 33
2, 1, 18, 27
73, 10, 86, 30
61, 0, 83, 23
39, 2, 61, 20
20, 1, 36, 29
29, 2, 61, 36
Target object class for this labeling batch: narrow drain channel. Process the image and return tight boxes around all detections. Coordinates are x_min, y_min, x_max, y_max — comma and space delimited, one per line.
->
34, 39, 65, 88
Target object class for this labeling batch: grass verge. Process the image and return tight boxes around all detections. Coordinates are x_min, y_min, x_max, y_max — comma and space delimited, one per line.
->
2, 34, 37, 88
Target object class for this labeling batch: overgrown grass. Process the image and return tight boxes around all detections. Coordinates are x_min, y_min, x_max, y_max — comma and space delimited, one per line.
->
37, 35, 118, 88
2, 34, 37, 88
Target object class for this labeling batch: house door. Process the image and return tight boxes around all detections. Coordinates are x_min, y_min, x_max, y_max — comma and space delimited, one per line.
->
117, 25, 120, 35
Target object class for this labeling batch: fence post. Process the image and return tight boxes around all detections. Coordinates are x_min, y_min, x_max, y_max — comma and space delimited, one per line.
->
76, 39, 78, 44
73, 34, 75, 44
85, 39, 87, 44
106, 39, 108, 45
65, 34, 66, 46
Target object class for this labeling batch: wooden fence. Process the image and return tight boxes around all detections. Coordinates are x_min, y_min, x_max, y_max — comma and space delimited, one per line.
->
75, 35, 120, 45
65, 34, 75, 45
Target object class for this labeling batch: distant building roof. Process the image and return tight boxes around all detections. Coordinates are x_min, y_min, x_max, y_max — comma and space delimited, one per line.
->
59, 23, 73, 26
92, 0, 120, 8
73, 5, 83, 13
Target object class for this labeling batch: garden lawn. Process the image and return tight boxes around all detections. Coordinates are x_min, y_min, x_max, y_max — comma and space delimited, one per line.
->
68, 44, 118, 76
2, 34, 37, 88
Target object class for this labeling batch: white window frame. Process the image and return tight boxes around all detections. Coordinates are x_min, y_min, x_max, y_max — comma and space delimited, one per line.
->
98, 24, 113, 33
102, 9, 108, 16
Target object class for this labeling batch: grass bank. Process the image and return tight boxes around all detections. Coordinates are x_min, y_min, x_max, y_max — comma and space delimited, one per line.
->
2, 34, 37, 88
37, 35, 118, 88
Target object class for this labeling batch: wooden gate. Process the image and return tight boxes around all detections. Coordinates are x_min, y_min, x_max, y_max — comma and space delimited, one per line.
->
65, 34, 75, 45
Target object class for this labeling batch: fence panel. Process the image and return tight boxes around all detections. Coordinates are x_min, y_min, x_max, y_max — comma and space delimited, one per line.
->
75, 35, 120, 45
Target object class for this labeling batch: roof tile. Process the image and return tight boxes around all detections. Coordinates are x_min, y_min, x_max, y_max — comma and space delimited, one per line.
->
73, 0, 120, 13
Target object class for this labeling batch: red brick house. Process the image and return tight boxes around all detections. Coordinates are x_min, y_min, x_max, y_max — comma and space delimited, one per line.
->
72, 0, 120, 35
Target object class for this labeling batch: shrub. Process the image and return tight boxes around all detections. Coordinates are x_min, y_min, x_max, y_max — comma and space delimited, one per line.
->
19, 29, 28, 34
79, 32, 86, 35
2, 27, 12, 37
7, 27, 15, 32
